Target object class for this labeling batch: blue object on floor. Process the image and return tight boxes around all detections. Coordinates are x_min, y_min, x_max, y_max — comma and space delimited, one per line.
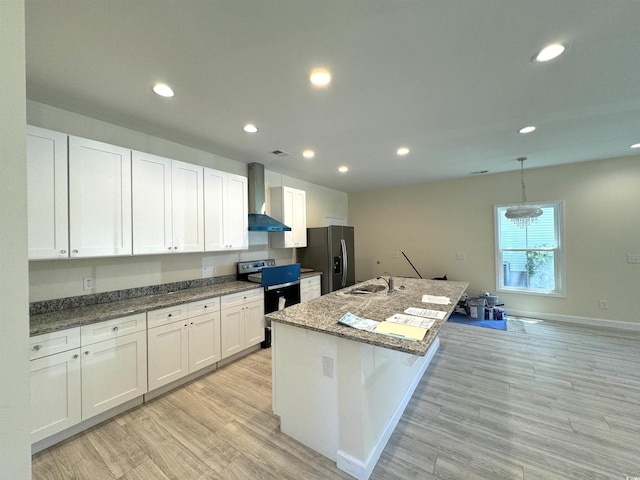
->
447, 312, 507, 331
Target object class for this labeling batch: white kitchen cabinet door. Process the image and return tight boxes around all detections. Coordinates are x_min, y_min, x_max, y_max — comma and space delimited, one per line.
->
27, 126, 69, 260
132, 151, 173, 254
147, 321, 189, 391
172, 160, 204, 253
300, 276, 322, 303
81, 331, 147, 419
220, 303, 244, 359
68, 136, 132, 257
188, 311, 221, 371
30, 348, 81, 443
203, 168, 248, 251
224, 173, 248, 249
270, 186, 307, 248
203, 168, 225, 251
243, 300, 265, 347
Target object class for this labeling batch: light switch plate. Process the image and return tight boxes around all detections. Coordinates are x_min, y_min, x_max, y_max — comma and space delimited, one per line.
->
627, 254, 640, 264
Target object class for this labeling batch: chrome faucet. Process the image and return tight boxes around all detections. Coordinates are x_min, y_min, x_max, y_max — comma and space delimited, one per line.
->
377, 275, 395, 294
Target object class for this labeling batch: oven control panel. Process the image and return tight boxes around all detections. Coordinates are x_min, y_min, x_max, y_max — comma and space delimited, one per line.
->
237, 259, 276, 275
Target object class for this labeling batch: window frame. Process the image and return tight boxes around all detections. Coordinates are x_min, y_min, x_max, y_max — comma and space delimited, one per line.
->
494, 200, 566, 297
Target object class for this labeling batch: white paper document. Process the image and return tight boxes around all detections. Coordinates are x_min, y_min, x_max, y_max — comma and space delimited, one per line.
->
338, 312, 379, 332
386, 313, 436, 330
404, 307, 446, 320
422, 294, 451, 305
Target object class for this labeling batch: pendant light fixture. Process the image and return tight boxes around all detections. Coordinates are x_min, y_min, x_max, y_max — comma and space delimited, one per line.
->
505, 157, 543, 228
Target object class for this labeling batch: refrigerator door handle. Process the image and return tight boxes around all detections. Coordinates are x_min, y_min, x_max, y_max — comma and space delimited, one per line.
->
340, 238, 348, 288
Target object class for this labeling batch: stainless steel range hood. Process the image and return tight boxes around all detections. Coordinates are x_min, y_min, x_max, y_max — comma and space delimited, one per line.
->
247, 162, 291, 232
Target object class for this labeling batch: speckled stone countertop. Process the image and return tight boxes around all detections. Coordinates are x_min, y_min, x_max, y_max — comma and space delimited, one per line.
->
266, 277, 468, 356
30, 281, 262, 337
30, 271, 323, 337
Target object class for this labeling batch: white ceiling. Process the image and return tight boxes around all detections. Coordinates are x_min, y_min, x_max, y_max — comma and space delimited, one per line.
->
25, 1, 640, 193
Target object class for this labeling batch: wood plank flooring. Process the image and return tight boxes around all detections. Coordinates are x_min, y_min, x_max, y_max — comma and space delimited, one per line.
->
33, 318, 640, 479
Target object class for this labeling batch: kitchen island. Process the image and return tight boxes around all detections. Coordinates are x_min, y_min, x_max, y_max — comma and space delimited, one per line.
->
266, 277, 468, 480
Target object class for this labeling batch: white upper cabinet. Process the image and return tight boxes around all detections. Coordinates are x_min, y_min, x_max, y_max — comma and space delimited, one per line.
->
204, 168, 248, 251
26, 126, 69, 259
68, 136, 132, 257
171, 160, 204, 253
132, 151, 173, 254
270, 186, 307, 248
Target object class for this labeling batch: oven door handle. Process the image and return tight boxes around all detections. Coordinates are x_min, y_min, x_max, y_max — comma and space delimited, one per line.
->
263, 280, 301, 291
340, 238, 348, 288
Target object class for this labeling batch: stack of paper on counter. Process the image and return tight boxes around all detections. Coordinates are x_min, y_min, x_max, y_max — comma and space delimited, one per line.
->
373, 321, 427, 341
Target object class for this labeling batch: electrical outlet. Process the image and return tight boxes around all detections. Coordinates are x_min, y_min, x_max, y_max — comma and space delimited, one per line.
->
202, 265, 214, 277
388, 251, 399, 258
599, 299, 609, 309
456, 253, 466, 261
322, 356, 334, 377
83, 277, 94, 291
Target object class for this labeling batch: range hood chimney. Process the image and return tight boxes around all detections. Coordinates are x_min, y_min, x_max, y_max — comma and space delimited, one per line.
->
247, 162, 291, 232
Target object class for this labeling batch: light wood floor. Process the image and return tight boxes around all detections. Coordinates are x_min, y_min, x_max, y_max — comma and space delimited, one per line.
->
33, 318, 640, 480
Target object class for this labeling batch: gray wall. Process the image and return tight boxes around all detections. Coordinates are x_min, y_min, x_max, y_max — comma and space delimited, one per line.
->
0, 1, 32, 478
350, 155, 640, 326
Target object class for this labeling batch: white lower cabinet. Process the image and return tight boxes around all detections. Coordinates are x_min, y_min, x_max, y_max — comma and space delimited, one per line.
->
220, 289, 265, 359
80, 315, 148, 420
30, 345, 81, 443
301, 276, 322, 303
147, 298, 221, 391
30, 291, 260, 446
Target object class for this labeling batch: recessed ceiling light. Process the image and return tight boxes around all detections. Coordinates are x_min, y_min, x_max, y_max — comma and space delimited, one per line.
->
310, 68, 332, 87
518, 126, 536, 134
243, 124, 258, 133
302, 149, 315, 159
631, 143, 640, 149
152, 83, 174, 97
533, 43, 566, 62
338, 165, 349, 173
397, 147, 410, 156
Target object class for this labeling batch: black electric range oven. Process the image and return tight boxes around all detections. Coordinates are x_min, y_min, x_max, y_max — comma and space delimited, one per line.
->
236, 260, 301, 348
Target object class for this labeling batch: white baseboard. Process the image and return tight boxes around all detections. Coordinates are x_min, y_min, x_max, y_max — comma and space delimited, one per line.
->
506, 309, 640, 331
335, 337, 440, 480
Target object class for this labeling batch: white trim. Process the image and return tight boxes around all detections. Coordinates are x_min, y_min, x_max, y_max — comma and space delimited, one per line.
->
506, 309, 640, 331
335, 337, 440, 480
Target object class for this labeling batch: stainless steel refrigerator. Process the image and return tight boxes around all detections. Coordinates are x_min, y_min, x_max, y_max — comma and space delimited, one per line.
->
298, 226, 355, 294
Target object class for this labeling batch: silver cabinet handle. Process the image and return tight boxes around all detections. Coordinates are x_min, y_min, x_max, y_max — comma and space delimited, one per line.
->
168, 247, 172, 250
32, 345, 41, 351
72, 249, 79, 254
60, 249, 66, 254
72, 354, 79, 359
112, 326, 119, 332
84, 351, 89, 355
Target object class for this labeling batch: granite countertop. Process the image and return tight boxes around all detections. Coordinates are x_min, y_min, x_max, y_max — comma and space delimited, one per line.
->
266, 277, 468, 356
30, 281, 260, 337
30, 271, 323, 337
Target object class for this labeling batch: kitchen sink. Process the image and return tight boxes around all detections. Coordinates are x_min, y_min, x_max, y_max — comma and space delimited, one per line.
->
345, 284, 386, 295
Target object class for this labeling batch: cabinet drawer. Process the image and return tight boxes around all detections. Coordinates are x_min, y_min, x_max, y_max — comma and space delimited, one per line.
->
301, 276, 320, 288
147, 304, 189, 329
81, 313, 146, 346
221, 288, 264, 309
30, 328, 81, 360
188, 297, 220, 317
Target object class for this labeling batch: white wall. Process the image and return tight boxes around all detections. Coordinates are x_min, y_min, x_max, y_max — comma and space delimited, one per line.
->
0, 1, 32, 478
27, 102, 348, 301
349, 155, 640, 325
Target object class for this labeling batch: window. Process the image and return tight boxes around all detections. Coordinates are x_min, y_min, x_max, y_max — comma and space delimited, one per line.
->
495, 201, 565, 296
